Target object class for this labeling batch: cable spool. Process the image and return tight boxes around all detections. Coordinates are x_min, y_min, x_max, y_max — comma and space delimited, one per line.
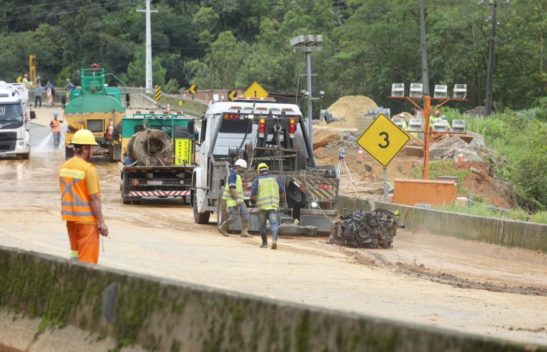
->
127, 128, 172, 166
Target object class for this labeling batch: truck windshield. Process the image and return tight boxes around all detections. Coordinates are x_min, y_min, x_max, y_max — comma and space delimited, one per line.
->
0, 104, 22, 122
0, 103, 23, 129
212, 117, 254, 157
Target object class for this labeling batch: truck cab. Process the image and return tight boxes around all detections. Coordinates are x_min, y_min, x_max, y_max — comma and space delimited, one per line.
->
192, 99, 338, 233
0, 82, 32, 159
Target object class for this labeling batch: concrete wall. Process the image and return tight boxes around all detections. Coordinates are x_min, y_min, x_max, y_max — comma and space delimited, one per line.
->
337, 196, 547, 252
0, 246, 535, 352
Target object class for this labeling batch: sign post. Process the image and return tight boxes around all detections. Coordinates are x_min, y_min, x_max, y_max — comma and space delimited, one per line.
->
356, 113, 410, 201
154, 85, 161, 102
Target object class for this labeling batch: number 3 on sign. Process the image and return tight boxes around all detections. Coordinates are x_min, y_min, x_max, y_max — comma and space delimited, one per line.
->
378, 132, 390, 148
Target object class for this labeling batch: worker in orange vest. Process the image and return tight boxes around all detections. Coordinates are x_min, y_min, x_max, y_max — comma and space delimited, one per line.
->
49, 113, 62, 148
59, 129, 109, 264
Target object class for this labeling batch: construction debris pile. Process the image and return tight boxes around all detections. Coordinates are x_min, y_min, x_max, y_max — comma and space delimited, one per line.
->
329, 209, 402, 249
312, 95, 517, 208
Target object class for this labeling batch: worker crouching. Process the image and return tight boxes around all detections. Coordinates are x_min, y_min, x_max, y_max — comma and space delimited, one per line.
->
59, 129, 109, 264
251, 163, 285, 250
219, 159, 251, 237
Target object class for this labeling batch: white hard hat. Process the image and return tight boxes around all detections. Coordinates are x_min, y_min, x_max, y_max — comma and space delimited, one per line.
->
234, 159, 247, 168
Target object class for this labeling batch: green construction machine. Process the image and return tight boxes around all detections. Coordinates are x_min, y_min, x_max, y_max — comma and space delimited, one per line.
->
64, 65, 125, 161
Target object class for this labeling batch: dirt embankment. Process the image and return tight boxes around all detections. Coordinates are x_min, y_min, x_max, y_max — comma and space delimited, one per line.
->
313, 96, 517, 207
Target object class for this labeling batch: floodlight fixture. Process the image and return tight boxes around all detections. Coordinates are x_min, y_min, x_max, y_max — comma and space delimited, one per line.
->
434, 84, 448, 99
290, 35, 323, 52
409, 83, 423, 98
391, 83, 405, 97
451, 119, 466, 133
453, 84, 467, 99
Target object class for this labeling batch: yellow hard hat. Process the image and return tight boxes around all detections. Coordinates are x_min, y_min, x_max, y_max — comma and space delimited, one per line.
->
257, 162, 269, 171
71, 129, 98, 145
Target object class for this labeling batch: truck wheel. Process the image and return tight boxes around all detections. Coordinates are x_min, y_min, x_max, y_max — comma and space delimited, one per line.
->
192, 191, 210, 224
21, 153, 30, 160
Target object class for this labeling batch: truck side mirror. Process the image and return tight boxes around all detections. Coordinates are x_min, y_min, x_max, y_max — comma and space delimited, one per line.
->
30, 111, 36, 120
194, 131, 200, 145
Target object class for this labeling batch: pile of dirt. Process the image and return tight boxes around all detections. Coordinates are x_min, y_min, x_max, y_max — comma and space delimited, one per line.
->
459, 161, 516, 208
323, 95, 378, 130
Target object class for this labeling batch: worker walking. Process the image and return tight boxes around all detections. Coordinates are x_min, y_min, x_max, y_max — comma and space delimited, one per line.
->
219, 159, 251, 237
251, 163, 285, 250
59, 129, 109, 264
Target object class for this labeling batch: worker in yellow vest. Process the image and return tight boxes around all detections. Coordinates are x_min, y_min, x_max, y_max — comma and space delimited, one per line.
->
219, 159, 251, 237
251, 163, 285, 250
59, 129, 109, 264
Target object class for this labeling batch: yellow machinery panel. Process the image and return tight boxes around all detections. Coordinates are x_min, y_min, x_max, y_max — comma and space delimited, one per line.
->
175, 139, 193, 165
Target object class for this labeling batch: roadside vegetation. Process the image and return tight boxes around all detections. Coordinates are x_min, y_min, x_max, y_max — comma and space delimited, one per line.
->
434, 104, 546, 223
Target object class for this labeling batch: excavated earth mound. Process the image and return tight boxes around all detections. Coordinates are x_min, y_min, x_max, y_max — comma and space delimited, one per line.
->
324, 95, 379, 130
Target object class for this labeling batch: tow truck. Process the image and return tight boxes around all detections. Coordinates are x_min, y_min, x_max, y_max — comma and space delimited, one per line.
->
192, 98, 339, 234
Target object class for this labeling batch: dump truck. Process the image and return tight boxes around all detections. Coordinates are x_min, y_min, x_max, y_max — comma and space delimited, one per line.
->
0, 82, 33, 159
192, 98, 339, 234
64, 65, 125, 161
120, 112, 196, 204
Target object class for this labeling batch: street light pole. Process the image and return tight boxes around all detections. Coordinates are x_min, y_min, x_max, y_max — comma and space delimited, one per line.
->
290, 35, 323, 158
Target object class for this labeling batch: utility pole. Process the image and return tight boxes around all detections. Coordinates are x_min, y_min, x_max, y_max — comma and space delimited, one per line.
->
419, 0, 430, 97
418, 0, 432, 179
137, 0, 157, 93
485, 1, 498, 116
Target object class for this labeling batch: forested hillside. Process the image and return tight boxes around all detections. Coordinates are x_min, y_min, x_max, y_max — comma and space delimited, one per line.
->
0, 0, 544, 111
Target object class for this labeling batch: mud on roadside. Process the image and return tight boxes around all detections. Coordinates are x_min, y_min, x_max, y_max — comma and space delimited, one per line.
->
348, 249, 547, 297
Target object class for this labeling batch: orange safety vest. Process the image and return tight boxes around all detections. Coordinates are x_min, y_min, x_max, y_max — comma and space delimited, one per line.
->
59, 160, 97, 223
50, 119, 61, 133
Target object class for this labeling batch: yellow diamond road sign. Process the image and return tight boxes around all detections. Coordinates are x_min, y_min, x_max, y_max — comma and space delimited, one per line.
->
243, 81, 268, 98
356, 113, 410, 167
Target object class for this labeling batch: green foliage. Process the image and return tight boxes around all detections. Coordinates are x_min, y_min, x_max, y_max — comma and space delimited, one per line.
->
410, 160, 470, 194
438, 203, 547, 225
447, 107, 547, 211
0, 0, 543, 111
164, 78, 180, 94
126, 49, 167, 86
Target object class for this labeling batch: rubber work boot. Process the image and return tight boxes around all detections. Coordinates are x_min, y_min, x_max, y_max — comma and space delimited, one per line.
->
218, 222, 229, 237
240, 223, 251, 237
259, 243, 268, 248
271, 242, 277, 250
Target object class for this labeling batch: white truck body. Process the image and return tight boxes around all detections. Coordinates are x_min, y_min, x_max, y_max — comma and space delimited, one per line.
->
192, 100, 338, 233
0, 82, 31, 159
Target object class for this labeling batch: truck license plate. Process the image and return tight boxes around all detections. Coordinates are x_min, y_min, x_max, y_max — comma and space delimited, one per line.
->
147, 180, 163, 186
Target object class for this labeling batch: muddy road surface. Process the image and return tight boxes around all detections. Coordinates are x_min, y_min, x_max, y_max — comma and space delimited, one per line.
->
0, 120, 546, 347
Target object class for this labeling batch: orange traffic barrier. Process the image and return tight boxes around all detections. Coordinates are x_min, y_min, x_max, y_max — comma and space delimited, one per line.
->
392, 178, 457, 206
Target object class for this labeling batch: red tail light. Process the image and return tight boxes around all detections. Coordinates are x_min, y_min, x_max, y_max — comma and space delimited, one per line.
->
289, 118, 296, 137
319, 183, 333, 190
258, 118, 266, 137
